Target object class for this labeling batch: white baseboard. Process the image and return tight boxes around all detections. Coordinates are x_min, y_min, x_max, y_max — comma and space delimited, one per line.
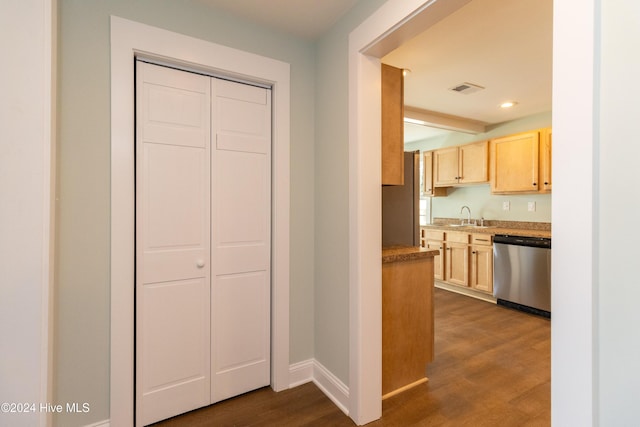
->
289, 359, 315, 388
90, 361, 347, 427
289, 358, 350, 415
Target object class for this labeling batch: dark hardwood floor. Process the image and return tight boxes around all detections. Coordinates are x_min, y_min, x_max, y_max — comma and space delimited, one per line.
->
152, 288, 550, 426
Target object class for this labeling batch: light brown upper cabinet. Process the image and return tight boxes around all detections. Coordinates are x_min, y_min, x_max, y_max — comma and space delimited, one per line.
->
490, 128, 552, 194
422, 151, 447, 197
433, 140, 489, 187
381, 64, 404, 185
539, 127, 552, 192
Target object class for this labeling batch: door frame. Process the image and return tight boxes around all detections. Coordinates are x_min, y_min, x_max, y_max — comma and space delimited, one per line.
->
110, 16, 290, 426
347, 1, 473, 422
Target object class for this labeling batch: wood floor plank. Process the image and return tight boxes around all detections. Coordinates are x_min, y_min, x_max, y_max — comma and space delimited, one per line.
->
151, 288, 550, 426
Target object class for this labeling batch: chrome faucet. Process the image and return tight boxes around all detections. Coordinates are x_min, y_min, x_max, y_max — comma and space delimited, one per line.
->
460, 205, 472, 225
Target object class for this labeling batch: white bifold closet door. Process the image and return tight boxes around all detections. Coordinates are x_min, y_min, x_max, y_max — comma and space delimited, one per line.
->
136, 61, 272, 426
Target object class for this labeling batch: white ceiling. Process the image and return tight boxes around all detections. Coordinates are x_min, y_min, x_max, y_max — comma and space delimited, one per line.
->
195, 0, 553, 142
383, 0, 553, 141
194, 0, 358, 39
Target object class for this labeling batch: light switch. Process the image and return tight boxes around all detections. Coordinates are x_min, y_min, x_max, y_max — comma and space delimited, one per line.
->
503, 201, 510, 211
528, 201, 536, 212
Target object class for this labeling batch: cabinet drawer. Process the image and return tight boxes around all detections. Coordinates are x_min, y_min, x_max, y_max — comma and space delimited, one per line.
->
425, 230, 445, 241
445, 231, 469, 244
470, 234, 493, 246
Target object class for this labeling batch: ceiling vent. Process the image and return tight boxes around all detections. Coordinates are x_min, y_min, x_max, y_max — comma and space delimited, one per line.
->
449, 82, 485, 95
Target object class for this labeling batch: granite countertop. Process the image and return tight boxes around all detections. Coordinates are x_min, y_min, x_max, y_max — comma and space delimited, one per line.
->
422, 219, 551, 239
382, 246, 439, 263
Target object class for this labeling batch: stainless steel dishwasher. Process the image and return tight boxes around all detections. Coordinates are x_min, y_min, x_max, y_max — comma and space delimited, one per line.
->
493, 234, 551, 318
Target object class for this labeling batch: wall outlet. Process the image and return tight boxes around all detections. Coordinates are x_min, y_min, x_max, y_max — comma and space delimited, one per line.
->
528, 201, 536, 212
503, 201, 510, 211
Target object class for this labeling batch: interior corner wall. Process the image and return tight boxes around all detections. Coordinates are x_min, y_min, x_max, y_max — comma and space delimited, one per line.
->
314, 0, 389, 386
56, 1, 315, 425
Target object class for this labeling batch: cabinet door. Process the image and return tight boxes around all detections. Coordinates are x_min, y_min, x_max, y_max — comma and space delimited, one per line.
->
445, 242, 468, 286
381, 64, 404, 185
470, 245, 493, 293
433, 146, 460, 186
491, 131, 540, 193
426, 240, 444, 281
422, 151, 435, 196
459, 140, 488, 184
539, 127, 552, 192
422, 152, 447, 196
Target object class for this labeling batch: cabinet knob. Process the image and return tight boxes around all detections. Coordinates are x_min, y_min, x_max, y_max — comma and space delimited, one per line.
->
196, 259, 205, 268
544, 182, 549, 185
533, 182, 537, 186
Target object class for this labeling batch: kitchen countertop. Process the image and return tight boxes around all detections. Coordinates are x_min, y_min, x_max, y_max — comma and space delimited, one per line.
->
382, 246, 439, 263
422, 219, 551, 239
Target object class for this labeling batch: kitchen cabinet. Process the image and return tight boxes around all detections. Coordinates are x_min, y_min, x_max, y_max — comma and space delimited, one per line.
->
433, 140, 488, 186
539, 127, 552, 192
422, 229, 444, 281
469, 234, 493, 293
422, 151, 447, 197
433, 146, 459, 186
423, 228, 494, 295
444, 231, 469, 287
381, 63, 404, 185
490, 129, 553, 194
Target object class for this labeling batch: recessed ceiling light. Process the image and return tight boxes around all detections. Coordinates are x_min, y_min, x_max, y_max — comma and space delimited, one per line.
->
500, 101, 518, 109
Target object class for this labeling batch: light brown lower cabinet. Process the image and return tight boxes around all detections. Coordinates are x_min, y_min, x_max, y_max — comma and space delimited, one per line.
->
421, 227, 494, 295
444, 231, 469, 287
426, 240, 444, 281
469, 234, 494, 294
423, 229, 445, 281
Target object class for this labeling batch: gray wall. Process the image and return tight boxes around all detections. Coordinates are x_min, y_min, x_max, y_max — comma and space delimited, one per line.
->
56, 1, 315, 424
314, 0, 388, 385
406, 111, 552, 223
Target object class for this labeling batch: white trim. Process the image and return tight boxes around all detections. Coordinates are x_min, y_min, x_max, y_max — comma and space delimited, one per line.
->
110, 16, 290, 426
288, 359, 315, 388
551, 0, 596, 424
84, 420, 110, 427
289, 359, 350, 416
313, 360, 350, 415
347, 0, 474, 424
42, 1, 56, 426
